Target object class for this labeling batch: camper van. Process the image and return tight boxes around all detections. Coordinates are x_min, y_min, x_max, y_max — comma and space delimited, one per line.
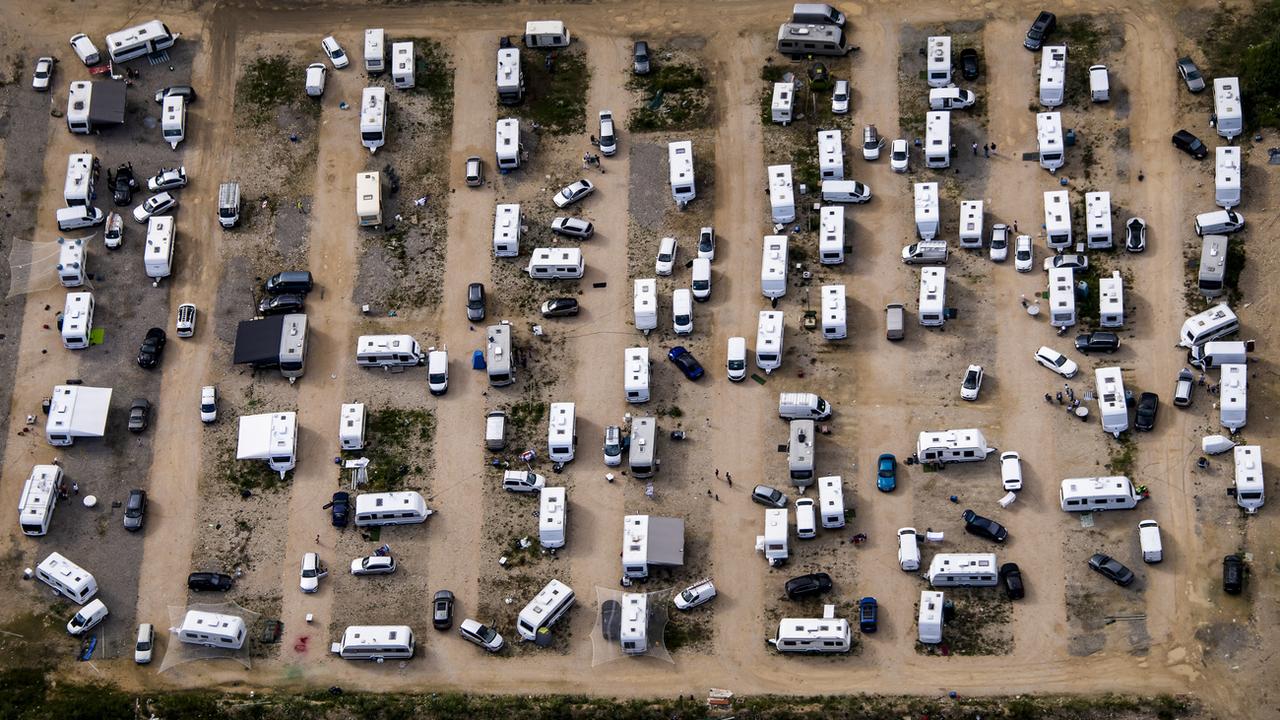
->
217, 182, 241, 228
356, 172, 382, 227
1043, 190, 1072, 249
61, 292, 94, 350
486, 323, 515, 387
818, 130, 844, 181
1089, 64, 1110, 102
761, 235, 789, 299
817, 476, 845, 529
771, 82, 795, 125
496, 47, 524, 104
36, 552, 98, 604
57, 238, 87, 287
818, 205, 845, 264
1234, 445, 1264, 513
821, 284, 847, 340
1059, 476, 1139, 512
359, 87, 387, 153
788, 419, 816, 485
161, 95, 185, 149
1099, 271, 1124, 328
1085, 191, 1112, 249
496, 118, 521, 171
924, 111, 951, 168
144, 216, 174, 280
1179, 303, 1238, 348
756, 508, 789, 566
619, 593, 648, 654
914, 182, 939, 240
1047, 267, 1076, 328
898, 528, 921, 571
1036, 112, 1064, 171
356, 335, 424, 368
19, 465, 62, 536
1213, 77, 1243, 139
768, 165, 796, 223
1188, 340, 1250, 369
547, 402, 577, 463
524, 21, 571, 48
927, 553, 1000, 587
339, 403, 365, 450
105, 20, 178, 63
1095, 367, 1129, 437
391, 42, 414, 89
516, 579, 575, 641
1216, 146, 1241, 209
331, 625, 414, 661
1199, 235, 1229, 298
756, 311, 784, 374
958, 200, 983, 249
771, 612, 852, 653
919, 591, 944, 644
624, 347, 651, 403
926, 36, 952, 88
633, 278, 657, 334
778, 392, 831, 420
364, 29, 386, 73
178, 610, 247, 650
1039, 46, 1066, 107
526, 247, 584, 280
539, 487, 567, 549
668, 141, 696, 205
776, 23, 849, 57
628, 417, 658, 478
929, 87, 976, 110
915, 428, 993, 465
354, 491, 432, 527
918, 267, 946, 327
64, 153, 98, 207
1220, 363, 1247, 432
493, 203, 521, 258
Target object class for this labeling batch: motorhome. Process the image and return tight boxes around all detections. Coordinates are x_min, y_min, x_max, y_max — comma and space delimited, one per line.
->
177, 610, 247, 650
668, 140, 696, 206
496, 118, 521, 171
914, 182, 939, 240
339, 403, 366, 451
231, 314, 308, 380
486, 323, 515, 387
144, 215, 174, 280
356, 335, 423, 368
778, 392, 831, 420
1095, 367, 1129, 437
105, 20, 178, 63
924, 111, 951, 168
918, 591, 944, 644
1085, 191, 1112, 249
771, 82, 795, 125
523, 21, 571, 48
19, 465, 62, 536
756, 311, 784, 374
1179, 303, 1238, 348
1059, 476, 1139, 512
768, 165, 796, 223
1099, 271, 1124, 328
61, 292, 94, 350
391, 42, 414, 89
619, 593, 648, 655
761, 235, 789, 299
818, 130, 844, 180
901, 240, 948, 264
927, 36, 952, 88
628, 416, 658, 478
359, 87, 387, 153
64, 153, 98, 207
364, 29, 386, 73
1036, 112, 1064, 171
1089, 64, 1110, 102
1216, 146, 1241, 209
539, 487, 567, 549
1043, 190, 1072, 249
958, 200, 983, 249
1047, 267, 1076, 328
633, 278, 657, 334
493, 203, 521, 257
929, 87, 976, 110
927, 553, 1000, 587
918, 267, 946, 327
756, 508, 789, 566
821, 284, 847, 340
57, 238, 87, 287
496, 47, 524, 104
36, 552, 98, 604
65, 81, 126, 135
161, 95, 185, 149
45, 385, 112, 447
1189, 340, 1250, 370
624, 347, 650, 403
1199, 234, 1229, 298
776, 23, 849, 57
236, 411, 297, 476
771, 610, 852, 653
1233, 445, 1264, 513
354, 491, 431, 527
818, 205, 845, 264
619, 515, 685, 579
1220, 363, 1247, 432
817, 475, 845, 528
331, 625, 414, 661
547, 402, 576, 463
915, 428, 993, 464
1213, 77, 1243, 139
525, 247, 584, 280
355, 172, 382, 227
788, 419, 816, 486
1039, 45, 1066, 107
517, 579, 575, 641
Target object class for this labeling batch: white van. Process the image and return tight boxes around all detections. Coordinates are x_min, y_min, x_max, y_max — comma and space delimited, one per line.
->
726, 336, 747, 382
485, 411, 507, 450
56, 206, 105, 231
67, 599, 108, 636
794, 498, 817, 539
305, 63, 327, 97
1089, 64, 1110, 102
1138, 520, 1163, 563
1194, 209, 1245, 236
1000, 451, 1023, 491
672, 288, 693, 334
516, 579, 575, 641
691, 258, 711, 301
427, 348, 449, 396
820, 180, 871, 204
778, 392, 830, 420
1189, 340, 1249, 369
897, 528, 920, 571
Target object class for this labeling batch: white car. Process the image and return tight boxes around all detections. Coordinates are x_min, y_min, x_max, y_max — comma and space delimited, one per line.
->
697, 226, 715, 260
989, 223, 1009, 262
32, 56, 54, 92
69, 34, 101, 66
300, 552, 326, 593
134, 623, 155, 664
200, 385, 218, 423
321, 36, 349, 69
67, 599, 108, 635
655, 236, 677, 275
831, 80, 850, 114
459, 618, 505, 652
889, 139, 909, 173
103, 212, 124, 248
673, 578, 717, 610
1014, 234, 1033, 272
350, 555, 396, 576
133, 192, 178, 223
1000, 451, 1024, 491
862, 125, 882, 160
603, 425, 623, 467
598, 111, 617, 156
960, 364, 984, 401
1034, 346, 1079, 378
553, 179, 594, 208
147, 167, 188, 192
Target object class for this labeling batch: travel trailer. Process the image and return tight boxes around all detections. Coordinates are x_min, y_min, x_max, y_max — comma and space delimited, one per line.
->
236, 411, 297, 476
914, 182, 939, 240
1043, 190, 1072, 249
927, 36, 952, 88
761, 235, 789, 299
619, 593, 648, 655
1085, 191, 1112, 249
633, 278, 657, 334
354, 491, 432, 527
1213, 77, 1243, 139
496, 118, 521, 171
57, 238, 87, 287
756, 508, 789, 566
927, 553, 1000, 587
1099, 271, 1124, 328
818, 130, 844, 180
768, 164, 796, 223
1039, 45, 1067, 107
547, 402, 577, 463
231, 314, 308, 380
1199, 235, 1229, 299
486, 323, 515, 387
1095, 367, 1129, 437
1216, 146, 1241, 208
776, 23, 849, 57
821, 284, 847, 340
364, 29, 386, 73
816, 475, 845, 529
60, 292, 94, 350
177, 610, 247, 650
37, 552, 97, 604
918, 591, 944, 644
356, 172, 382, 227
668, 141, 696, 205
1059, 476, 1139, 512
620, 515, 685, 579
924, 111, 951, 168
918, 267, 946, 327
391, 41, 414, 89
19, 465, 62, 536
818, 205, 845, 264
756, 311, 784, 374
1036, 112, 1064, 171
788, 419, 816, 486
958, 200, 983, 249
496, 47, 524, 104
45, 384, 112, 447
771, 609, 852, 654
144, 215, 175, 280
105, 20, 178, 63
65, 81, 126, 135
1047, 267, 1076, 329
64, 153, 98, 207
339, 403, 366, 451
359, 87, 387, 153
771, 82, 794, 125
1220, 363, 1247, 432
525, 247, 584, 280
331, 625, 414, 661
524, 21, 571, 48
1233, 445, 1264, 513
356, 335, 424, 368
493, 202, 521, 257
1179, 303, 1238, 348
539, 487, 567, 549
161, 95, 185, 149
628, 416, 658, 479
624, 347, 651, 403
915, 428, 993, 464
516, 580, 575, 642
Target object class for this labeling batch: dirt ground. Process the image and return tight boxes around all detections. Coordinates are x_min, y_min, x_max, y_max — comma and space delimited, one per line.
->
0, 1, 1278, 717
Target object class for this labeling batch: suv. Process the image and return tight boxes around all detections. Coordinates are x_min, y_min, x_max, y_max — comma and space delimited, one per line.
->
502, 470, 546, 493
466, 283, 486, 321
1000, 563, 1025, 599
128, 398, 151, 433
188, 572, 234, 592
598, 111, 617, 156
175, 302, 197, 338
785, 572, 832, 600
123, 489, 147, 531
1172, 130, 1208, 160
1024, 11, 1057, 50
1222, 554, 1244, 594
1134, 392, 1159, 432
632, 41, 651, 75
857, 597, 878, 633
433, 590, 455, 630
258, 294, 305, 316
110, 163, 138, 206
1075, 331, 1120, 354
962, 508, 1008, 542
327, 491, 351, 527
464, 156, 484, 187
862, 125, 882, 160
1173, 368, 1194, 407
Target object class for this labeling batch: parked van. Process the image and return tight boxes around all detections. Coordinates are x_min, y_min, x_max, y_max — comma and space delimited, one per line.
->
901, 240, 948, 265
778, 392, 830, 420
37, 552, 98, 604
1089, 64, 1110, 102
218, 182, 241, 228
1179, 303, 1238, 348
485, 411, 507, 450
161, 95, 185, 149
820, 179, 871, 204
756, 311, 784, 373
928, 87, 975, 110
364, 29, 386, 73
672, 288, 693, 334
1188, 340, 1250, 369
67, 600, 109, 636
427, 348, 449, 395
624, 347, 650, 403
305, 63, 327, 97
791, 3, 845, 26
885, 303, 905, 340
727, 336, 747, 382
794, 498, 817, 539
1194, 209, 1244, 236
691, 258, 711, 301
356, 335, 424, 368
56, 205, 105, 231
331, 625, 414, 661
628, 416, 658, 478
788, 419, 815, 486
817, 476, 845, 528
516, 579, 575, 641
1138, 520, 1163, 563
19, 465, 62, 536
897, 528, 920, 571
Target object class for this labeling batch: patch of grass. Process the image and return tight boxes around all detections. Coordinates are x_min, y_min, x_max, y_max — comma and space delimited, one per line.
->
664, 612, 710, 653
916, 588, 1012, 656
412, 38, 454, 108
627, 55, 711, 132
503, 49, 588, 135
350, 408, 436, 491
1204, 0, 1280, 129
1107, 435, 1138, 476
236, 56, 315, 126
1056, 18, 1105, 108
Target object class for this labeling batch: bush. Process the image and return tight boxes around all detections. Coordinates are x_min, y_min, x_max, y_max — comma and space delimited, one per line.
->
1204, 0, 1280, 129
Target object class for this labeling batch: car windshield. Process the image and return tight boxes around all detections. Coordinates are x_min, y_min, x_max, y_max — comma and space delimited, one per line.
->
1184, 65, 1201, 80
605, 443, 621, 456
964, 372, 979, 387
680, 589, 698, 603
476, 625, 497, 642
1052, 355, 1066, 366
137, 639, 151, 651
302, 567, 317, 578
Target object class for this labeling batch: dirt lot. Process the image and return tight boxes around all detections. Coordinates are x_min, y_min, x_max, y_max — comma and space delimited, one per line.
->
0, 1, 1277, 718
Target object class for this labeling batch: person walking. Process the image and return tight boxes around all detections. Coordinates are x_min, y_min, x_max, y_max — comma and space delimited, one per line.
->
983, 143, 990, 158
971, 142, 979, 155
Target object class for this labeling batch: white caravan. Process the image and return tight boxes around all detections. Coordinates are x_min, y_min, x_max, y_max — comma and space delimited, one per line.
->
771, 82, 794, 125
516, 579, 575, 641
771, 610, 852, 653
818, 205, 845, 264
756, 311, 784, 374
1220, 363, 1247, 432
355, 172, 382, 227
1213, 77, 1243, 139
1216, 146, 1241, 208
1179, 303, 1238, 348
496, 118, 521, 171
354, 491, 432, 527
539, 487, 567, 548
525, 247, 584, 279
496, 48, 524, 104
339, 403, 366, 451
817, 475, 845, 528
668, 140, 696, 206
105, 20, 178, 63
915, 428, 993, 464
57, 237, 87, 287
1047, 267, 1076, 328
761, 235, 788, 299
927, 553, 1000, 587
523, 21, 571, 48
1233, 445, 1264, 513
61, 292, 94, 350
19, 465, 62, 536
818, 130, 844, 180
178, 610, 247, 650
633, 278, 657, 334
493, 202, 521, 257
331, 625, 414, 661
1036, 111, 1064, 171
768, 164, 796, 223
356, 335, 424, 367
624, 347, 650, 403
620, 593, 648, 655
37, 552, 98, 604
364, 29, 386, 73
547, 402, 577, 462
45, 385, 112, 447
1059, 476, 1139, 512
1043, 190, 1072, 249
821, 284, 846, 340
924, 111, 951, 168
926, 36, 952, 88
1095, 367, 1129, 437
391, 41, 414, 89
1099, 271, 1124, 328
64, 153, 97, 206
144, 215, 174, 280
919, 591, 944, 644
161, 95, 185, 149
756, 508, 789, 566
236, 411, 297, 476
918, 267, 946, 327
359, 87, 387, 153
620, 514, 685, 578
1039, 45, 1066, 106
914, 182, 939, 240
1085, 191, 1112, 248
958, 200, 983, 248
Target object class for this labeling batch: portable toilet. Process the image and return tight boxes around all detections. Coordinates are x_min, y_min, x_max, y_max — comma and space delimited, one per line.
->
958, 200, 983, 249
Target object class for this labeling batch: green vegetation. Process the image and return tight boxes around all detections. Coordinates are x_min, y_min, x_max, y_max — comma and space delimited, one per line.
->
236, 56, 316, 126
1056, 18, 1105, 108
503, 50, 588, 135
413, 38, 454, 107
916, 588, 1012, 656
1204, 0, 1280, 128
219, 437, 290, 492
1108, 435, 1138, 476
351, 408, 436, 491
663, 612, 711, 652
627, 62, 710, 132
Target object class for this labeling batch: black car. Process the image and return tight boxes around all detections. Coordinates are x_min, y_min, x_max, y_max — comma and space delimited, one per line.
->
123, 489, 147, 531
540, 298, 580, 318
326, 491, 351, 527
1134, 392, 1159, 432
128, 398, 151, 433
750, 484, 788, 508
188, 572, 234, 592
668, 346, 704, 381
1088, 553, 1135, 586
432, 590, 455, 630
1222, 554, 1244, 594
1172, 130, 1208, 160
1075, 331, 1120, 354
110, 163, 138, 206
137, 327, 166, 369
258, 294, 305, 316
960, 48, 980, 80
784, 572, 832, 600
155, 85, 197, 104
1024, 11, 1057, 50
1000, 562, 1025, 600
264, 271, 314, 296
962, 508, 1008, 543
466, 282, 486, 322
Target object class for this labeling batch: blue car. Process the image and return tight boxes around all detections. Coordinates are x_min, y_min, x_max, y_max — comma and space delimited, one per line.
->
876, 453, 897, 492
668, 346, 704, 381
858, 596, 878, 633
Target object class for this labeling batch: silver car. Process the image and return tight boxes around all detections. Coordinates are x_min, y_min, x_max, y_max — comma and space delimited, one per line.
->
603, 425, 622, 467
350, 555, 396, 575
464, 156, 484, 187
459, 618, 505, 652
551, 216, 594, 239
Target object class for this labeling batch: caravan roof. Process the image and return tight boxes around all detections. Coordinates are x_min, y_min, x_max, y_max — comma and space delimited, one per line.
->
235, 412, 297, 461
46, 385, 112, 442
